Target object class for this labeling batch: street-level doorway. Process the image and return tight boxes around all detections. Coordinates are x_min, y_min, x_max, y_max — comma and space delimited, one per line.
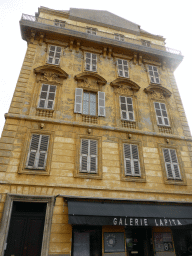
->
4, 201, 47, 256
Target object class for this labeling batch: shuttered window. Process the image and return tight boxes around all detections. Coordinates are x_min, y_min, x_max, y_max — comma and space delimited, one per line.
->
123, 144, 141, 176
74, 88, 105, 117
26, 134, 49, 169
117, 59, 129, 78
38, 84, 56, 110
148, 65, 160, 84
85, 53, 97, 72
80, 139, 97, 173
47, 45, 62, 65
154, 102, 169, 126
120, 96, 134, 121
163, 148, 181, 179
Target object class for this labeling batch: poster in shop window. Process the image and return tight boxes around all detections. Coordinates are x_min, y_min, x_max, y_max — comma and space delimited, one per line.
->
154, 233, 173, 252
104, 232, 125, 253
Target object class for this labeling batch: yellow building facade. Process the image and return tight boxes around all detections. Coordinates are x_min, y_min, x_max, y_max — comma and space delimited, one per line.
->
0, 7, 192, 256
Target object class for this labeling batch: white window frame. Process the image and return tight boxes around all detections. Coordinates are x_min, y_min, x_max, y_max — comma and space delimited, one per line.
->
120, 96, 134, 121
38, 84, 56, 110
80, 139, 98, 173
86, 27, 97, 35
47, 45, 62, 65
154, 102, 170, 126
26, 134, 49, 170
85, 52, 97, 72
117, 59, 129, 78
148, 65, 160, 84
163, 148, 181, 180
123, 143, 141, 176
74, 88, 105, 117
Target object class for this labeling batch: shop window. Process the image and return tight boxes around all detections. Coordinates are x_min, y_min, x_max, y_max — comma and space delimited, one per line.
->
38, 84, 56, 110
154, 102, 170, 126
74, 88, 105, 117
120, 96, 134, 121
114, 34, 124, 41
47, 45, 62, 65
117, 59, 129, 78
123, 143, 141, 176
26, 134, 49, 170
85, 52, 97, 72
148, 65, 160, 84
80, 139, 97, 173
86, 27, 97, 35
163, 148, 181, 180
54, 19, 65, 28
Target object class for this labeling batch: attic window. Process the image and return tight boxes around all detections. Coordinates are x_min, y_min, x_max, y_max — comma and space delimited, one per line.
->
87, 27, 97, 35
114, 34, 124, 41
141, 40, 151, 47
54, 19, 65, 28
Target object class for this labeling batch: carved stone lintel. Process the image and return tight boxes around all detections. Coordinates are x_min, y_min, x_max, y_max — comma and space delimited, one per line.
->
75, 71, 107, 86
110, 78, 140, 92
144, 85, 172, 99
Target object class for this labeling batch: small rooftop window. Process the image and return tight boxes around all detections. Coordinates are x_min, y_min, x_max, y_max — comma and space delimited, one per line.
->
141, 39, 151, 47
114, 34, 124, 41
54, 19, 65, 28
86, 27, 97, 35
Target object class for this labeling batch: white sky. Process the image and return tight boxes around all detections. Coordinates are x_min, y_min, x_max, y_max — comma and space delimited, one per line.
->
0, 0, 191, 136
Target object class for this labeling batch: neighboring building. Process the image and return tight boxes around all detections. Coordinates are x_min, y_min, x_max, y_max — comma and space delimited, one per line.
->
0, 6, 192, 256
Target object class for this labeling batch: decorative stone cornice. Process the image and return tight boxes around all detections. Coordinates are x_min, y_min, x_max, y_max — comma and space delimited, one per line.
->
110, 78, 140, 91
34, 64, 68, 85
112, 52, 133, 60
74, 71, 107, 86
143, 59, 161, 66
144, 85, 172, 98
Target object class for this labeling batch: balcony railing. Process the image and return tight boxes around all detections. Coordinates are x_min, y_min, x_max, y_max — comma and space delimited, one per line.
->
21, 14, 182, 55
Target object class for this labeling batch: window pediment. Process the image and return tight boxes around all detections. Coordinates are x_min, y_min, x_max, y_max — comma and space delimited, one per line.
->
144, 85, 172, 98
74, 71, 107, 86
110, 78, 140, 91
34, 64, 68, 85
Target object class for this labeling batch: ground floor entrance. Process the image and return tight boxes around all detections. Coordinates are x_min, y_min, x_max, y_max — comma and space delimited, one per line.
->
4, 202, 46, 256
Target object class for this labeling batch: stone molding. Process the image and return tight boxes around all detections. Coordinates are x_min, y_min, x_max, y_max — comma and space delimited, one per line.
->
144, 85, 172, 98
110, 78, 140, 92
74, 71, 107, 86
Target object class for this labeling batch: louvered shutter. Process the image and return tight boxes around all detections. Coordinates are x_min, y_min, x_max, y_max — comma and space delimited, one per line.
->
47, 85, 56, 109
89, 140, 97, 173
120, 96, 128, 120
98, 91, 105, 117
131, 145, 140, 176
123, 60, 129, 78
27, 134, 49, 169
85, 52, 91, 71
80, 139, 89, 172
117, 59, 124, 77
92, 54, 97, 72
124, 144, 132, 175
154, 102, 169, 126
38, 135, 49, 169
39, 84, 48, 108
163, 148, 181, 179
74, 88, 83, 113
127, 97, 134, 121
27, 134, 40, 168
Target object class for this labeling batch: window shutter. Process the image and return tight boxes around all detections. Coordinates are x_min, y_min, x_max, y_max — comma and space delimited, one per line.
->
80, 139, 89, 172
74, 88, 83, 113
85, 52, 91, 71
127, 97, 134, 121
131, 144, 140, 176
154, 102, 169, 126
92, 54, 97, 72
85, 53, 97, 72
27, 134, 40, 168
117, 59, 123, 77
123, 60, 129, 78
120, 96, 128, 120
149, 65, 160, 84
27, 134, 49, 169
38, 135, 49, 169
89, 140, 97, 173
124, 144, 132, 175
163, 148, 181, 179
98, 91, 105, 117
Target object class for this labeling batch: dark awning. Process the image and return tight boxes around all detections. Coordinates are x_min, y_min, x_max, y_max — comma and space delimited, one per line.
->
68, 201, 192, 227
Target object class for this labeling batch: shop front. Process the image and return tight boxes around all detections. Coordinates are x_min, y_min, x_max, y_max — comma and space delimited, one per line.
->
67, 200, 192, 256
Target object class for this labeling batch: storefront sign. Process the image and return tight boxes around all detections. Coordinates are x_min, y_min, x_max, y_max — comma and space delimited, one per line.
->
113, 217, 183, 226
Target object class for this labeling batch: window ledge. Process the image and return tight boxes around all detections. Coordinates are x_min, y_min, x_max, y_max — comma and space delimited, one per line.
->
82, 115, 98, 124
158, 125, 172, 134
164, 179, 186, 186
74, 173, 102, 180
121, 120, 136, 129
18, 169, 50, 175
121, 176, 146, 183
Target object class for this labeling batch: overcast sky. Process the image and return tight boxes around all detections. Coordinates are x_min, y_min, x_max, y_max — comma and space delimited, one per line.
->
0, 0, 191, 136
